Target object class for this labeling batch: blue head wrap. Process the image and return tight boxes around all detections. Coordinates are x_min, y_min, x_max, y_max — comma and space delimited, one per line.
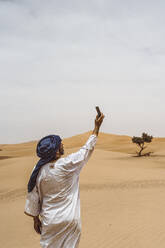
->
28, 134, 62, 192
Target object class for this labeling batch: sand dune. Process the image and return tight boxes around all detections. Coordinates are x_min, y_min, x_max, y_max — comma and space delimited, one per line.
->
1, 131, 165, 158
1, 132, 165, 247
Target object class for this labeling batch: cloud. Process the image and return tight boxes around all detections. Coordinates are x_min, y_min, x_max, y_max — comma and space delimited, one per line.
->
0, 0, 165, 142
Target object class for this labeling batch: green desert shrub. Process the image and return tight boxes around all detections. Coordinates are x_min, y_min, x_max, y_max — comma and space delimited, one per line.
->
132, 133, 153, 157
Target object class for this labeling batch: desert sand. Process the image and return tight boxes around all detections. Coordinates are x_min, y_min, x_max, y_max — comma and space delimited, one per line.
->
1, 131, 165, 248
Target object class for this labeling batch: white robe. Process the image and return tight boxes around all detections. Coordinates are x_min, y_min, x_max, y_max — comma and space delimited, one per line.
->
25, 134, 97, 248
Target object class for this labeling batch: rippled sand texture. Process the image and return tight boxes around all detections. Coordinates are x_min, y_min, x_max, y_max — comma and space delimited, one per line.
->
1, 131, 165, 248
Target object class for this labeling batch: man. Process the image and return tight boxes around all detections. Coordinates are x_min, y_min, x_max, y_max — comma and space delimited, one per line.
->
24, 112, 104, 248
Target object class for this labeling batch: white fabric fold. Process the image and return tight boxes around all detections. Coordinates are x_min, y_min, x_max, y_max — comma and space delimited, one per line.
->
24, 186, 40, 217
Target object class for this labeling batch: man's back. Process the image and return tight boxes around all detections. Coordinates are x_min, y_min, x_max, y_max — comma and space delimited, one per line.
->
37, 159, 81, 224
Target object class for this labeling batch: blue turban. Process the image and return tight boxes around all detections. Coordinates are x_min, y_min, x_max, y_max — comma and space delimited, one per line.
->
28, 135, 62, 192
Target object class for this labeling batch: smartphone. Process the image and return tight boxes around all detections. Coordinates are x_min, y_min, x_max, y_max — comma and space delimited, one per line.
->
95, 106, 101, 117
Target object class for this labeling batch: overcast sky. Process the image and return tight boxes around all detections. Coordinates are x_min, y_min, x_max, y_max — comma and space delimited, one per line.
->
0, 0, 165, 143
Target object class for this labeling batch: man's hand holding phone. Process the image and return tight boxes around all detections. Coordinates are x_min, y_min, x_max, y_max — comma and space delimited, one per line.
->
92, 106, 105, 136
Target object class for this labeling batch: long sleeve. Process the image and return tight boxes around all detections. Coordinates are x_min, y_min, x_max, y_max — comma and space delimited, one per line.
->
60, 134, 97, 174
24, 185, 41, 217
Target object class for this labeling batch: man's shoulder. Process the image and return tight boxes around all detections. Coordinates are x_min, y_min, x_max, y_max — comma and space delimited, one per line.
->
58, 154, 73, 164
